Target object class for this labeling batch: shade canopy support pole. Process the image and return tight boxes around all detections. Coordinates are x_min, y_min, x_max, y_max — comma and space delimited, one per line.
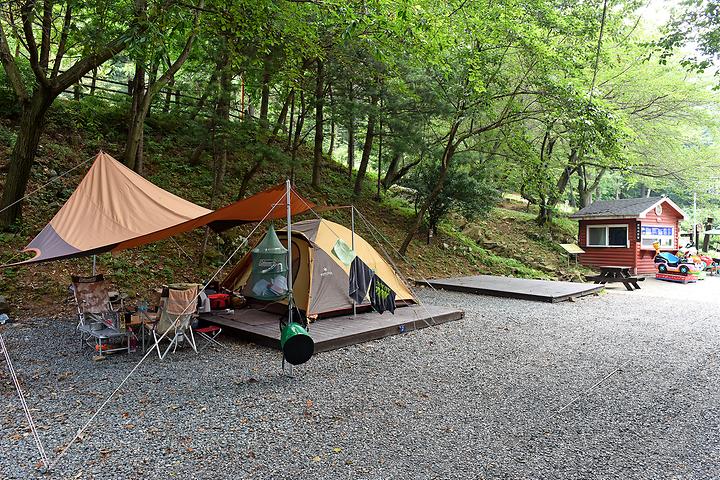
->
285, 178, 294, 377
351, 205, 356, 318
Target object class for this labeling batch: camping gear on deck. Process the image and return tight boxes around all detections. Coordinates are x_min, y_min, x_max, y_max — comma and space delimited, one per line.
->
72, 274, 132, 357
150, 283, 200, 359
247, 224, 290, 301
207, 293, 231, 310
221, 219, 415, 318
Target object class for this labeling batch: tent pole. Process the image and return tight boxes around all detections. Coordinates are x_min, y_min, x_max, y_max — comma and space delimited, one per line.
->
92, 255, 96, 276
285, 179, 294, 377
351, 206, 356, 318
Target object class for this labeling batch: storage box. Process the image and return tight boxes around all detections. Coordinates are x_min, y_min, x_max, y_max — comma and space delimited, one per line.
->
208, 293, 231, 310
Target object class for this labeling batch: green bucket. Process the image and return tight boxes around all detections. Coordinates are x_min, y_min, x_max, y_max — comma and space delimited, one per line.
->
280, 322, 314, 365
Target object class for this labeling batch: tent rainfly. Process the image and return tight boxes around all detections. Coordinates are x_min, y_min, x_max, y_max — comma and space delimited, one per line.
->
10, 152, 212, 265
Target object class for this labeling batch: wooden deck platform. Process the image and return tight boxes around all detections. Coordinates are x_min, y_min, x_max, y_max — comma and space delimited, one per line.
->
419, 275, 603, 303
201, 304, 464, 353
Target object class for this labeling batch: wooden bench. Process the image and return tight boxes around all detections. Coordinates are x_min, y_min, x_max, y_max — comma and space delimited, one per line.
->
585, 275, 644, 291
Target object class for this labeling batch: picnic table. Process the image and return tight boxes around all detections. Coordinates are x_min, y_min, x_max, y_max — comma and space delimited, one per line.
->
586, 265, 644, 291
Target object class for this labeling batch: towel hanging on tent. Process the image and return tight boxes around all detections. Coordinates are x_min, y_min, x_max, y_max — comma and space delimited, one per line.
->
349, 257, 373, 304
332, 239, 356, 266
369, 274, 396, 314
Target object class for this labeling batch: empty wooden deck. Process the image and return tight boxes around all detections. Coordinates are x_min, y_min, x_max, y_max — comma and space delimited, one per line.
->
419, 275, 602, 303
201, 304, 464, 353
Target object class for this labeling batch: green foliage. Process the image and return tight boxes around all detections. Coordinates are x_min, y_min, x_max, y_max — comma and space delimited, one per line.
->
406, 157, 499, 234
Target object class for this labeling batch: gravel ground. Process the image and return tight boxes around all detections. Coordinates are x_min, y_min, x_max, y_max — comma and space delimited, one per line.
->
1, 288, 719, 479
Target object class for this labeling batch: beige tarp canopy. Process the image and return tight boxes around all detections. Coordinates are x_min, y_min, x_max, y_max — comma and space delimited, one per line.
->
10, 152, 317, 266
11, 152, 212, 265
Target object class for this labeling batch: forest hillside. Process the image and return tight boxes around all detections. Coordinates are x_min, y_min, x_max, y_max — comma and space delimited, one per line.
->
0, 98, 585, 318
1, 0, 719, 317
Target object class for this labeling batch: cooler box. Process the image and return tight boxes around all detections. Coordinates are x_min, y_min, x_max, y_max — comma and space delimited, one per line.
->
208, 293, 231, 310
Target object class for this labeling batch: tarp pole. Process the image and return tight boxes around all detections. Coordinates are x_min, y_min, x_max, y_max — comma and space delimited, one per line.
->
351, 205, 356, 318
285, 179, 294, 377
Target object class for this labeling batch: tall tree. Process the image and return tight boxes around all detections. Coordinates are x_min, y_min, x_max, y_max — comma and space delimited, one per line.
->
0, 0, 139, 228
124, 1, 203, 173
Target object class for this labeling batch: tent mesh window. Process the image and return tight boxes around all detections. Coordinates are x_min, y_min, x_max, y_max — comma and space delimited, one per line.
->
248, 224, 289, 300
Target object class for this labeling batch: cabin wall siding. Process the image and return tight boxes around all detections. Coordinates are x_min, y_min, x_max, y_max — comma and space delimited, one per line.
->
578, 219, 637, 271
634, 207, 682, 274
576, 200, 683, 275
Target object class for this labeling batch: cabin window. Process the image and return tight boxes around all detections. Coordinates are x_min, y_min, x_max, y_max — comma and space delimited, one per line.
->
586, 225, 628, 247
640, 225, 674, 249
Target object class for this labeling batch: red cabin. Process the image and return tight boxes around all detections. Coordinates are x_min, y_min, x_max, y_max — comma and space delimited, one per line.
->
570, 197, 688, 274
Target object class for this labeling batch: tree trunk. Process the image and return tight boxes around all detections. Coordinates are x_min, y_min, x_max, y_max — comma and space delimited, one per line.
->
189, 69, 218, 121
399, 120, 460, 255
567, 188, 577, 209
0, 90, 53, 228
287, 89, 295, 150
347, 83, 355, 180
211, 67, 231, 202
259, 61, 270, 125
311, 59, 324, 189
273, 90, 291, 137
164, 77, 174, 113
290, 91, 306, 183
327, 83, 335, 158
124, 20, 200, 172
580, 188, 593, 208
90, 67, 97, 95
383, 153, 401, 188
703, 218, 713, 252
238, 159, 263, 199
376, 112, 383, 200
347, 125, 355, 180
353, 94, 379, 196
537, 203, 553, 225
125, 63, 146, 172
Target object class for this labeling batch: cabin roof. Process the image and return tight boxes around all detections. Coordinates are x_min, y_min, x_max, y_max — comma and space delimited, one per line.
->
569, 197, 687, 220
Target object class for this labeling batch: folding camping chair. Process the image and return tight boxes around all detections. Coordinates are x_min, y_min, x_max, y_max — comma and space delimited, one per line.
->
71, 275, 131, 357
193, 324, 223, 351
150, 284, 199, 360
